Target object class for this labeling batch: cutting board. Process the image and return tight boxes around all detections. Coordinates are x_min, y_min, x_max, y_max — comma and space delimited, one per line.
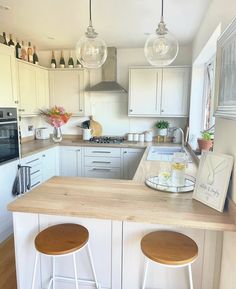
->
89, 116, 103, 136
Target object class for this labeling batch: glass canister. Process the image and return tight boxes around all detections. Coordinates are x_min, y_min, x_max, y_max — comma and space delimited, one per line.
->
171, 152, 186, 187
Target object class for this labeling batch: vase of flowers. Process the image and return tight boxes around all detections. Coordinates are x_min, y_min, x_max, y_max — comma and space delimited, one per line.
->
39, 106, 72, 143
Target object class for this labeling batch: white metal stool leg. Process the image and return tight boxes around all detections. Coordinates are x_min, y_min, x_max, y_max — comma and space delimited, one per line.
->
87, 243, 99, 289
31, 252, 39, 289
52, 256, 56, 289
142, 257, 149, 289
188, 264, 194, 289
73, 253, 79, 289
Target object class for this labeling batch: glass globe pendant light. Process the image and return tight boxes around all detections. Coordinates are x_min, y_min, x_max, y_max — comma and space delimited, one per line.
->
76, 0, 107, 69
144, 0, 179, 66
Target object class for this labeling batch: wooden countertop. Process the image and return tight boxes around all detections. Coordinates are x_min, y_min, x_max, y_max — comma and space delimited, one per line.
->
9, 145, 236, 231
8, 177, 236, 231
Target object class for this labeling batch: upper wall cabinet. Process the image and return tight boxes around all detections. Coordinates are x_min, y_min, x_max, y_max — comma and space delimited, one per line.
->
0, 44, 17, 107
49, 69, 89, 116
17, 60, 49, 116
128, 66, 191, 117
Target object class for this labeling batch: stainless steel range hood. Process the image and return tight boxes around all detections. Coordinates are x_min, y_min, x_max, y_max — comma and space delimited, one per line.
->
86, 47, 127, 93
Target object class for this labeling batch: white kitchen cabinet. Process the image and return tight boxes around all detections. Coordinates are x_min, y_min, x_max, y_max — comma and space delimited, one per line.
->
128, 68, 162, 115
13, 213, 122, 289
123, 148, 144, 180
122, 222, 222, 289
49, 69, 89, 116
18, 60, 49, 116
161, 67, 190, 116
128, 66, 191, 117
83, 146, 122, 179
36, 67, 49, 110
0, 44, 17, 107
20, 147, 59, 188
60, 146, 82, 177
42, 147, 59, 182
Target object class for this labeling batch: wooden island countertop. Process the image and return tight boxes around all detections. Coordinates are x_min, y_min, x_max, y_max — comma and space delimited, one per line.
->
8, 146, 236, 232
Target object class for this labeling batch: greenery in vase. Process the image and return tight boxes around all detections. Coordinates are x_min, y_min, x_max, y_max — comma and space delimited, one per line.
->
200, 131, 214, 140
155, 120, 170, 130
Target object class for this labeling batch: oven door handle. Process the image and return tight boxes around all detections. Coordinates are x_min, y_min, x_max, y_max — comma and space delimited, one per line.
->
0, 121, 17, 125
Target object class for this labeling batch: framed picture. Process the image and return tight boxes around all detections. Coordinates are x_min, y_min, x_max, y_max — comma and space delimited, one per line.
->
215, 17, 236, 118
193, 152, 233, 212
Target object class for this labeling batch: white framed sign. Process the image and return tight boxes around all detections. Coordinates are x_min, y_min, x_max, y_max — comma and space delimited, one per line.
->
193, 152, 234, 212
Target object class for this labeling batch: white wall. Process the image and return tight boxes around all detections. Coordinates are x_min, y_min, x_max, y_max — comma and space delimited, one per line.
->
192, 1, 236, 289
21, 46, 191, 138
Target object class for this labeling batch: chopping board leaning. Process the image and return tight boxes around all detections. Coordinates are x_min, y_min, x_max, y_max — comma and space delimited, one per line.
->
89, 116, 103, 136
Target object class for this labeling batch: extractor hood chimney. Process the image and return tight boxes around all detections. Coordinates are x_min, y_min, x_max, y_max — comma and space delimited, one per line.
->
86, 47, 127, 93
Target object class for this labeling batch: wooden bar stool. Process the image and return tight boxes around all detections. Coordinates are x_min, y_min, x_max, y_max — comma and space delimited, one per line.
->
31, 223, 100, 289
141, 231, 198, 289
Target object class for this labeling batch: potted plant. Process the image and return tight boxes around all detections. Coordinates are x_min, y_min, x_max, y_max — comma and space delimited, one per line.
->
155, 120, 169, 136
197, 131, 214, 152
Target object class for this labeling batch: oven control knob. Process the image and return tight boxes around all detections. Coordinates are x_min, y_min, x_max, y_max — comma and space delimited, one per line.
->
7, 112, 13, 117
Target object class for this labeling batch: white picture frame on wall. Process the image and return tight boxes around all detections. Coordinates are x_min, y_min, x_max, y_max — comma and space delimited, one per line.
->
193, 152, 234, 212
215, 17, 236, 118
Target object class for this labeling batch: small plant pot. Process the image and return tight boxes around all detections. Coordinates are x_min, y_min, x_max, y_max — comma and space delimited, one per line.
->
197, 138, 213, 152
157, 128, 168, 136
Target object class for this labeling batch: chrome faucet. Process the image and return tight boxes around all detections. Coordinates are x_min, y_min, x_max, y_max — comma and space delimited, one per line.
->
171, 127, 185, 151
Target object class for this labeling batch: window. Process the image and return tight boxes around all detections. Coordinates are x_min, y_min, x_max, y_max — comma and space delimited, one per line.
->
202, 57, 216, 130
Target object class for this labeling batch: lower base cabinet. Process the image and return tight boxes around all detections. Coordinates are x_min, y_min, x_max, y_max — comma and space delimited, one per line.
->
123, 148, 144, 180
60, 146, 82, 177
13, 213, 222, 289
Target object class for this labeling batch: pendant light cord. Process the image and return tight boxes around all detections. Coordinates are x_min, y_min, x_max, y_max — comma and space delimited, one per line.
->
161, 0, 164, 17
89, 0, 92, 26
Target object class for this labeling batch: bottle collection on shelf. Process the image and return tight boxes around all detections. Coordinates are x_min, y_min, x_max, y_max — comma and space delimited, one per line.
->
2, 32, 39, 65
2, 32, 82, 69
51, 50, 82, 69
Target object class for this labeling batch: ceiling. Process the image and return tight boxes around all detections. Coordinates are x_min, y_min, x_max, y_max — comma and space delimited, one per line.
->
0, 0, 211, 50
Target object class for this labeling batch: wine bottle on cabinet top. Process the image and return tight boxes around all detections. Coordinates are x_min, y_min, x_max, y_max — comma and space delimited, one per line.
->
59, 50, 65, 68
33, 46, 39, 65
15, 40, 21, 59
68, 51, 74, 68
8, 34, 15, 47
3, 32, 7, 45
51, 50, 57, 68
27, 42, 33, 63
21, 41, 27, 61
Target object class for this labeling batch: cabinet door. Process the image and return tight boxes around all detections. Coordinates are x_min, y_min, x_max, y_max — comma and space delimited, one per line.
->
123, 148, 144, 180
122, 222, 220, 289
0, 44, 17, 107
60, 146, 82, 177
129, 68, 162, 116
36, 68, 49, 110
161, 67, 190, 116
49, 70, 84, 115
18, 62, 37, 115
42, 147, 59, 182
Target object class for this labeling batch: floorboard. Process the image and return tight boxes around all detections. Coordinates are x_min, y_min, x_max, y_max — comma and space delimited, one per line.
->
0, 235, 17, 289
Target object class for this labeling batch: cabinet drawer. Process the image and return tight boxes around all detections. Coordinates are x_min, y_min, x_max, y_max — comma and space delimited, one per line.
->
30, 174, 42, 189
30, 164, 42, 178
84, 167, 121, 179
84, 147, 121, 158
84, 156, 121, 168
22, 156, 42, 167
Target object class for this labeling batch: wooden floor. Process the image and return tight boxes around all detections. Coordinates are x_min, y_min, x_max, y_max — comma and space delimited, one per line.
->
0, 236, 17, 289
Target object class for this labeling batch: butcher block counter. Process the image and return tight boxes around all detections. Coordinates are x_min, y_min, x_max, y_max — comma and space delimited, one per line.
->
8, 146, 236, 231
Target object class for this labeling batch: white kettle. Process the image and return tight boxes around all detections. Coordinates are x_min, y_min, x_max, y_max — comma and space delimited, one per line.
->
35, 127, 50, 140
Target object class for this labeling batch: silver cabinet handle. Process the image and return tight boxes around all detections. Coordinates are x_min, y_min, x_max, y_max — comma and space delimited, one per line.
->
92, 151, 111, 154
31, 181, 40, 188
26, 158, 40, 164
124, 151, 127, 154
92, 161, 111, 164
15, 100, 19, 104
161, 109, 164, 112
79, 109, 83, 112
18, 109, 25, 112
129, 109, 133, 112
91, 168, 111, 172
31, 169, 40, 176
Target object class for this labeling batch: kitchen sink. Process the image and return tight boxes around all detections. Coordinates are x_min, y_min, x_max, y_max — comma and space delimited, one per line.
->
146, 146, 189, 162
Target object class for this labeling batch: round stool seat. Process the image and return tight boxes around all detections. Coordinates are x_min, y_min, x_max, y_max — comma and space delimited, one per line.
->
35, 223, 89, 255
141, 231, 198, 266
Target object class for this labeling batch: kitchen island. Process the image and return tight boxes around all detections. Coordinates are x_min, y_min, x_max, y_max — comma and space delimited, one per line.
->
8, 145, 236, 289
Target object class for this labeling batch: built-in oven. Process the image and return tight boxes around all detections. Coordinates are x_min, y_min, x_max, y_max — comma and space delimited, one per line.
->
0, 108, 19, 164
